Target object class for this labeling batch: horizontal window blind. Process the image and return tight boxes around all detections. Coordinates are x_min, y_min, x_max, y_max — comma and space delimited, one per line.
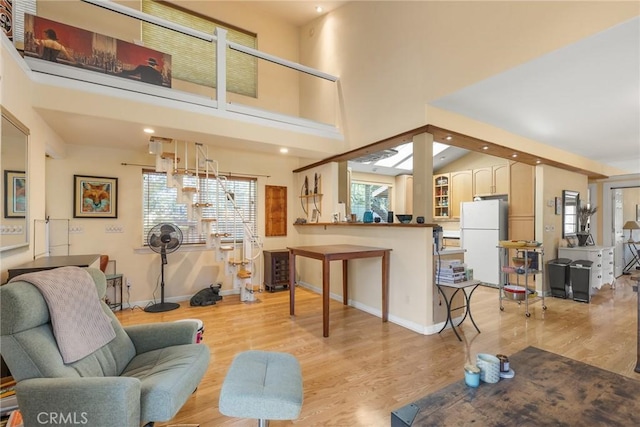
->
141, 0, 257, 97
143, 171, 257, 245
12, 0, 37, 44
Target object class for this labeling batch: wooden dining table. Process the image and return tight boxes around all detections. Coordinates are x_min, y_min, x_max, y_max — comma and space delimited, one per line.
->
287, 244, 391, 337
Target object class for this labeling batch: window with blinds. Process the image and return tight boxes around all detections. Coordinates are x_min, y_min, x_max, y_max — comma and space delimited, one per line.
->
143, 171, 257, 245
13, 0, 37, 44
141, 0, 257, 97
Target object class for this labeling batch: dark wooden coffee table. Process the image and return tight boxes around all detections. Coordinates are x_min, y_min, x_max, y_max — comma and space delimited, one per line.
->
392, 346, 640, 426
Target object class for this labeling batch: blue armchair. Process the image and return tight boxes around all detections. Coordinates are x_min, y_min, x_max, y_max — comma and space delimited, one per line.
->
0, 268, 210, 427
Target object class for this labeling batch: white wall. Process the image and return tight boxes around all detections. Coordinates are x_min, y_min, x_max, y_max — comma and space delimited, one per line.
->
0, 36, 66, 280
44, 142, 301, 304
299, 1, 637, 174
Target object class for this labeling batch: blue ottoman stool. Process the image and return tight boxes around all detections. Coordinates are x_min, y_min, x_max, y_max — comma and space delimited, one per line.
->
219, 350, 303, 427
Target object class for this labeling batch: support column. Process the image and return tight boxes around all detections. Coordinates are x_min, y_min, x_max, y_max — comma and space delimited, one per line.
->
412, 132, 434, 223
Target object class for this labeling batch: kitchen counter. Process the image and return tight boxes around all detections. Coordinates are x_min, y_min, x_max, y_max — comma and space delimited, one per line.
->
294, 222, 439, 227
443, 230, 460, 238
435, 248, 465, 255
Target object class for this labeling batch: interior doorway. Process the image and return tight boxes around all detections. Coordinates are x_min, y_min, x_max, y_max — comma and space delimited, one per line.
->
604, 182, 640, 277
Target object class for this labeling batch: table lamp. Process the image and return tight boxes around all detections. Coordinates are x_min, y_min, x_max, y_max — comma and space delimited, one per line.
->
622, 220, 640, 242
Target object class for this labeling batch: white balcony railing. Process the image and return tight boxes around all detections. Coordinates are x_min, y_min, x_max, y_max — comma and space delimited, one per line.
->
28, 0, 342, 139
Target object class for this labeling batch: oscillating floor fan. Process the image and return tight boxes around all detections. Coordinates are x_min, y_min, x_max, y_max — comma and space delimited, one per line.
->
145, 223, 183, 313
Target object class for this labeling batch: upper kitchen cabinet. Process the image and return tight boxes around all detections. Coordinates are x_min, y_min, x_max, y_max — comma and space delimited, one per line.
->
473, 164, 509, 196
433, 173, 450, 218
507, 162, 535, 240
449, 170, 473, 219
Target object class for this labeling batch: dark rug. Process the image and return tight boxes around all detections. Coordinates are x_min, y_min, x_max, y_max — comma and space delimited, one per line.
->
391, 346, 640, 426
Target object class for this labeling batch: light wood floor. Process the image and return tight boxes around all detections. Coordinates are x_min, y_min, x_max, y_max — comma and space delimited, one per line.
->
116, 276, 639, 427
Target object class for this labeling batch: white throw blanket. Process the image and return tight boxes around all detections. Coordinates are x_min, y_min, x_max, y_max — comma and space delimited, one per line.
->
10, 266, 116, 363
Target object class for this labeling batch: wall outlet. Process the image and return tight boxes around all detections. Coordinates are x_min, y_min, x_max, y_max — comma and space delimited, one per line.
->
126, 278, 132, 288
69, 225, 84, 234
105, 225, 124, 233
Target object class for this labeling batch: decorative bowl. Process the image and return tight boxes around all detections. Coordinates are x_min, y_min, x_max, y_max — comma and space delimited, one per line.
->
396, 214, 413, 224
512, 257, 531, 267
504, 284, 527, 301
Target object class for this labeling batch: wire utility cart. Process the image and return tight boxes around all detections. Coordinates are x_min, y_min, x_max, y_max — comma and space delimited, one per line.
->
498, 244, 546, 317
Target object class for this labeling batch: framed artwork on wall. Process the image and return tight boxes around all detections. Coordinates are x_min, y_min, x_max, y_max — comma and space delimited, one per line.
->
4, 170, 26, 218
637, 204, 640, 221
555, 197, 563, 215
74, 175, 118, 218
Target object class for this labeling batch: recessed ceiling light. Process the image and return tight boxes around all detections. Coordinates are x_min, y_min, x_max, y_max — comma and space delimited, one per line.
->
280, 147, 289, 154
536, 159, 542, 164
440, 156, 446, 160
445, 135, 452, 141
143, 128, 155, 134
315, 6, 323, 13
482, 145, 489, 150
512, 153, 518, 158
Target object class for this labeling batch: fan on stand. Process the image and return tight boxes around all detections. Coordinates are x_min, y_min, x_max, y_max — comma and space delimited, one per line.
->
145, 223, 183, 313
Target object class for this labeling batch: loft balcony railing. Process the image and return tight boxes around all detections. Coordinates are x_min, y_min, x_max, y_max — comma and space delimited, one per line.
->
22, 0, 341, 139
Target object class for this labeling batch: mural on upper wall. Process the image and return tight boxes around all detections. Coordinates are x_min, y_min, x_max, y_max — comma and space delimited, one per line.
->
23, 14, 171, 87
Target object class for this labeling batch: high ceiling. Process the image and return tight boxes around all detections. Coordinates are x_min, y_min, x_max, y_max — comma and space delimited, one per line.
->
33, 2, 639, 176
237, 1, 347, 26
431, 16, 640, 175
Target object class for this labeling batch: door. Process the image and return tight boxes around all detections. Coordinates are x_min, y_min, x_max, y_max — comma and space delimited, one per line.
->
450, 170, 472, 219
612, 189, 624, 277
461, 200, 500, 230
472, 167, 493, 196
461, 228, 501, 286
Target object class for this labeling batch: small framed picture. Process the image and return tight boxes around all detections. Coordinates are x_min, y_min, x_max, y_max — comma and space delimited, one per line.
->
555, 197, 562, 215
74, 175, 118, 218
311, 208, 319, 223
565, 236, 578, 248
4, 170, 26, 218
636, 204, 640, 221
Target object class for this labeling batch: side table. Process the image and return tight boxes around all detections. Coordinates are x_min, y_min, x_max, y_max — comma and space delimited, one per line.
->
632, 273, 640, 373
436, 280, 481, 341
623, 241, 640, 274
105, 273, 123, 311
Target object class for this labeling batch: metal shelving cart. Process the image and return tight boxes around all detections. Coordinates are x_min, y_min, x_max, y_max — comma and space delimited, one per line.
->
498, 244, 546, 317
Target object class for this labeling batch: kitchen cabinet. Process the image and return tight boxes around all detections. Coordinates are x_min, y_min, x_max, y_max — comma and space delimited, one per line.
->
404, 175, 413, 214
443, 237, 460, 248
449, 170, 472, 219
433, 173, 450, 218
473, 164, 509, 196
508, 162, 535, 240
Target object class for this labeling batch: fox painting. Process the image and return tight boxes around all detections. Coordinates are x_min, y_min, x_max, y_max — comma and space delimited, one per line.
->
82, 182, 111, 213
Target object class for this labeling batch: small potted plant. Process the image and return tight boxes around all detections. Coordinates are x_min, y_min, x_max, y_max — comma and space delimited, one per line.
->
577, 205, 597, 246
578, 205, 598, 232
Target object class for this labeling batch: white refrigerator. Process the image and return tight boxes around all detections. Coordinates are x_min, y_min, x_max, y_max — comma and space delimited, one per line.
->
460, 200, 508, 287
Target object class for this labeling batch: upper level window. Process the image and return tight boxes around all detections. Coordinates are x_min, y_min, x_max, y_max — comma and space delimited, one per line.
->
142, 0, 257, 97
142, 170, 257, 245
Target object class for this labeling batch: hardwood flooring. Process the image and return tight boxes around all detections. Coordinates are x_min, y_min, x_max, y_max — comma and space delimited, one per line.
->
115, 276, 639, 427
